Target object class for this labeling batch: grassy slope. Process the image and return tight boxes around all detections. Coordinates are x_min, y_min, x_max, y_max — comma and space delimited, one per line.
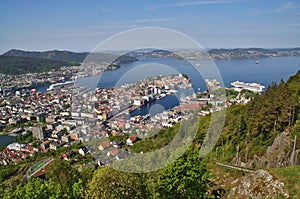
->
270, 166, 300, 198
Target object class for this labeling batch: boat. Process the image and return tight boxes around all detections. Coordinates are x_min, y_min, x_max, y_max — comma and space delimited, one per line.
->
256, 61, 259, 64
231, 80, 265, 93
196, 63, 201, 67
47, 81, 75, 91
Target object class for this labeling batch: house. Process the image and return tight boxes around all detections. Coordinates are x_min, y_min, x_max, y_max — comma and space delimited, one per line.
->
46, 122, 59, 130
62, 151, 75, 160
41, 140, 54, 150
98, 141, 110, 151
49, 141, 65, 150
126, 136, 137, 146
107, 148, 119, 157
61, 135, 71, 143
7, 143, 25, 150
79, 146, 89, 156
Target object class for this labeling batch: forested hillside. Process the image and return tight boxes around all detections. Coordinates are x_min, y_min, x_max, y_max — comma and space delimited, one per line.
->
0, 71, 299, 198
215, 71, 300, 166
0, 55, 77, 75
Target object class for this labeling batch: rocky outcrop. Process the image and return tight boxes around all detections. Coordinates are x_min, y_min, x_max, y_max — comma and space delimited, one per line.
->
227, 170, 289, 199
246, 131, 293, 169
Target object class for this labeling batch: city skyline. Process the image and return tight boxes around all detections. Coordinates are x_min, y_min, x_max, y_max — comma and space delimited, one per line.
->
1, 0, 300, 53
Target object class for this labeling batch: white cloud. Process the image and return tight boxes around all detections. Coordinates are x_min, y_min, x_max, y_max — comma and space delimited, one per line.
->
99, 6, 110, 13
131, 18, 172, 23
274, 1, 295, 12
147, 0, 242, 10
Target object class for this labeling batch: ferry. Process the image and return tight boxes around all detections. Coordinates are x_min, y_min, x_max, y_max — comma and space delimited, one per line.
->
47, 81, 75, 91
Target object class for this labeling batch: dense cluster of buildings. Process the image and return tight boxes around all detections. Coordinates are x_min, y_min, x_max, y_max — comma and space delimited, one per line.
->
0, 66, 79, 96
0, 70, 256, 165
0, 143, 37, 165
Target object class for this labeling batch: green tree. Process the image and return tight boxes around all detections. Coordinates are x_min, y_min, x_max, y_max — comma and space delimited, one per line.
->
86, 166, 149, 199
46, 159, 79, 192
156, 149, 212, 199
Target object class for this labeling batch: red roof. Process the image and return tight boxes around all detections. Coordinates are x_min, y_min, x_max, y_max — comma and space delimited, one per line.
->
109, 148, 119, 156
129, 136, 137, 142
101, 141, 110, 149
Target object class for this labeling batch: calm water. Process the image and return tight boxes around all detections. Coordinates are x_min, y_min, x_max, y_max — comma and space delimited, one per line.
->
75, 56, 300, 91
129, 94, 180, 118
36, 56, 300, 118
0, 135, 15, 147
215, 56, 300, 88
36, 56, 300, 93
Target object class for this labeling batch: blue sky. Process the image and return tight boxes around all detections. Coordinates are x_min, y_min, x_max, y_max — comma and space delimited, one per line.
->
1, 0, 300, 53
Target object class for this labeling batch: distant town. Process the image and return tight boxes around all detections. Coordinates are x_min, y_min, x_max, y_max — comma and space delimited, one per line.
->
0, 60, 262, 167
0, 47, 270, 168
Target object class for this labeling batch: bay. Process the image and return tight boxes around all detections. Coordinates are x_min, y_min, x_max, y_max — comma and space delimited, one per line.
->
35, 56, 300, 119
0, 135, 15, 147
75, 56, 300, 91
75, 56, 300, 118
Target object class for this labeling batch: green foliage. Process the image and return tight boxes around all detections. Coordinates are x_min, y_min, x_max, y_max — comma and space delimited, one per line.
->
240, 89, 255, 99
156, 149, 212, 199
86, 166, 149, 199
1, 177, 84, 199
108, 133, 129, 144
46, 159, 79, 191
225, 89, 239, 99
215, 71, 300, 163
1, 70, 299, 199
0, 55, 76, 75
271, 166, 300, 198
0, 164, 20, 181
131, 124, 179, 153
15, 130, 34, 144
2, 49, 137, 68
3, 49, 87, 63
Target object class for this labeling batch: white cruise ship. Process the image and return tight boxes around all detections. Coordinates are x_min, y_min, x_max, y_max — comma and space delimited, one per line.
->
231, 80, 265, 93
47, 81, 75, 91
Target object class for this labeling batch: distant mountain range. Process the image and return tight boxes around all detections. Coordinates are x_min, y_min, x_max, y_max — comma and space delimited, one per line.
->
0, 49, 137, 75
207, 48, 300, 60
0, 55, 77, 75
1, 48, 299, 75
118, 47, 300, 60
2, 49, 137, 63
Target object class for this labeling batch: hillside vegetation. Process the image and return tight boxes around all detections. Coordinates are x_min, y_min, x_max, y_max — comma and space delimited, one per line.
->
3, 49, 88, 63
0, 55, 77, 75
3, 49, 137, 65
0, 71, 299, 198
214, 71, 300, 165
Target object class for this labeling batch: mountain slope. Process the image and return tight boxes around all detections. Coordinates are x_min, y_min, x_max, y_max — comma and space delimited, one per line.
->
214, 70, 300, 168
3, 49, 137, 64
0, 55, 76, 75
3, 49, 88, 63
